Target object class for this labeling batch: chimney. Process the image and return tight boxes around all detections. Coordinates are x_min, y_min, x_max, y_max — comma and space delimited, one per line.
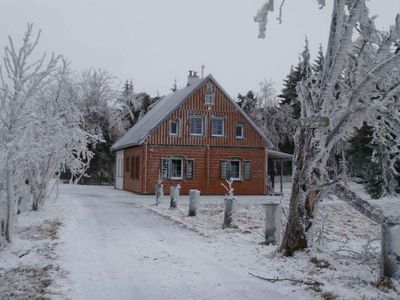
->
187, 70, 199, 86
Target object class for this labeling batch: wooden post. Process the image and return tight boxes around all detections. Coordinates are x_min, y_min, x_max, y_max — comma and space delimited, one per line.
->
155, 183, 163, 205
280, 160, 283, 195
381, 223, 400, 279
223, 197, 236, 229
263, 203, 281, 245
188, 189, 200, 217
169, 185, 180, 209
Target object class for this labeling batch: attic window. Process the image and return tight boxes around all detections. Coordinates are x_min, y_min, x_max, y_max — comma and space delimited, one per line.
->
169, 120, 179, 136
204, 82, 214, 105
235, 124, 244, 139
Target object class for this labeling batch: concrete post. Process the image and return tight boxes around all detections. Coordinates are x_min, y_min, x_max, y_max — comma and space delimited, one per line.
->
381, 223, 400, 279
155, 183, 163, 205
263, 203, 281, 245
169, 185, 180, 209
188, 189, 200, 217
223, 197, 236, 229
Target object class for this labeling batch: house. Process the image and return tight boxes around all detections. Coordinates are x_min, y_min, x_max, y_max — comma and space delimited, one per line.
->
111, 72, 291, 195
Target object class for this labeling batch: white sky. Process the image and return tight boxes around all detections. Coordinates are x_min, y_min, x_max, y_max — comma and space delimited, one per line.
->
0, 0, 399, 98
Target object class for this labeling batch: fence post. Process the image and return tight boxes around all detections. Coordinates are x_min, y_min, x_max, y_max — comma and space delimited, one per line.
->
170, 185, 180, 209
188, 189, 200, 217
263, 203, 281, 245
381, 223, 400, 279
155, 183, 164, 205
223, 197, 236, 229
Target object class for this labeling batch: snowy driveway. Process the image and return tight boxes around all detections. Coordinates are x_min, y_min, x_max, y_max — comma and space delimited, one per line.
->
56, 185, 292, 300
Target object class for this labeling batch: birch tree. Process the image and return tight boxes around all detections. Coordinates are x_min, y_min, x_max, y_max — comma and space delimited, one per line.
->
0, 24, 97, 245
255, 0, 400, 255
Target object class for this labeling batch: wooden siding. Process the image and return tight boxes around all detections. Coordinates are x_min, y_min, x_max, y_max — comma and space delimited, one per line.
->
146, 145, 266, 195
123, 145, 145, 193
146, 79, 268, 148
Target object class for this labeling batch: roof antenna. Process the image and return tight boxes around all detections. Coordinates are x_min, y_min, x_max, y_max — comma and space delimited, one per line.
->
171, 78, 177, 93
201, 65, 205, 78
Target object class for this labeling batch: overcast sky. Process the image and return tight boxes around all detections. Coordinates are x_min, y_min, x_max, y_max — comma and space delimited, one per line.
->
0, 0, 399, 98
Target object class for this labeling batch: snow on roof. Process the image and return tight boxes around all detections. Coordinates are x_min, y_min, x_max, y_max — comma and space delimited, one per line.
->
111, 74, 273, 151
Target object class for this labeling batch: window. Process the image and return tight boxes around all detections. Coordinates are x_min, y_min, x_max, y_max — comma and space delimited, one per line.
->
161, 157, 195, 180
169, 120, 179, 136
212, 117, 224, 137
235, 124, 244, 139
125, 157, 130, 172
190, 116, 203, 136
229, 161, 241, 180
220, 159, 246, 180
204, 82, 214, 105
170, 158, 183, 179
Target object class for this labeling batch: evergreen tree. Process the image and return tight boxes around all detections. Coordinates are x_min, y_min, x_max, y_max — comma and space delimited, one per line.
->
278, 39, 311, 119
237, 90, 257, 115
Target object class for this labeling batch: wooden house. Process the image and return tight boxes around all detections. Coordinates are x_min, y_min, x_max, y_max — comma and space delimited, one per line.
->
111, 73, 291, 195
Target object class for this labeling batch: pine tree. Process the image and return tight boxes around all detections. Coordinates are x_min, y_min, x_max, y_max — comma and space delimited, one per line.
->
279, 39, 312, 119
237, 90, 257, 115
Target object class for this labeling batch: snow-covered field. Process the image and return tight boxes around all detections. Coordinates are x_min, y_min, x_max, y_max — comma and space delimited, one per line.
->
0, 183, 399, 299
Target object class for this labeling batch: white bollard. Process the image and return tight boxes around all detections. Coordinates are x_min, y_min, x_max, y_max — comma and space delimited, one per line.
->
169, 185, 180, 209
188, 189, 200, 217
263, 203, 281, 245
381, 223, 400, 279
223, 197, 236, 229
155, 183, 164, 205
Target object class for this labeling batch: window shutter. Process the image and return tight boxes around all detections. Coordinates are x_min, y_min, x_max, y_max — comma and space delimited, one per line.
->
186, 159, 194, 179
243, 161, 251, 180
135, 156, 140, 179
220, 160, 228, 179
131, 158, 135, 179
161, 158, 170, 179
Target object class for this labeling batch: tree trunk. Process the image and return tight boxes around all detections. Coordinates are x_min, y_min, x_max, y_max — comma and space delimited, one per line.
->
5, 164, 16, 243
280, 127, 315, 256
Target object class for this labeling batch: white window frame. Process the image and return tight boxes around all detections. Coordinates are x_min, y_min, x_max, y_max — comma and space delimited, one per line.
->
211, 117, 225, 137
204, 82, 214, 105
229, 160, 242, 181
235, 124, 244, 139
170, 157, 184, 180
169, 120, 179, 136
190, 115, 204, 136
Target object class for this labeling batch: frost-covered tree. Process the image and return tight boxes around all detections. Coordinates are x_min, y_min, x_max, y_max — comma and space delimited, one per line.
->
239, 80, 297, 150
0, 24, 97, 245
255, 0, 400, 255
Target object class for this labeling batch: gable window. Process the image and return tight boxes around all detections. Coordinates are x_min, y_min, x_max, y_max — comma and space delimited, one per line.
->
170, 158, 183, 179
204, 82, 214, 105
190, 116, 203, 136
235, 124, 244, 139
212, 117, 224, 137
169, 120, 179, 136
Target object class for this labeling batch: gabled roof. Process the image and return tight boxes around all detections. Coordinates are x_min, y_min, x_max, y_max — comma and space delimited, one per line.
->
111, 74, 272, 151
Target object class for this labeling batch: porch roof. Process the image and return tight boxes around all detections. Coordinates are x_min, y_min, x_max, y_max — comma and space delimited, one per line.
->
267, 149, 293, 160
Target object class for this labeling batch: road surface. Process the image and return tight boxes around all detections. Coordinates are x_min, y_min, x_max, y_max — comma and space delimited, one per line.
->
57, 185, 293, 300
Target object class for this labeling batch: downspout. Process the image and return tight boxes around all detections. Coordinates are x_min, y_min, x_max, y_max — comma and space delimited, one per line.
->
265, 149, 268, 195
144, 142, 148, 194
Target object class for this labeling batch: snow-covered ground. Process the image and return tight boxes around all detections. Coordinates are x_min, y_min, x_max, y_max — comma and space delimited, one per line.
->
0, 183, 399, 299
